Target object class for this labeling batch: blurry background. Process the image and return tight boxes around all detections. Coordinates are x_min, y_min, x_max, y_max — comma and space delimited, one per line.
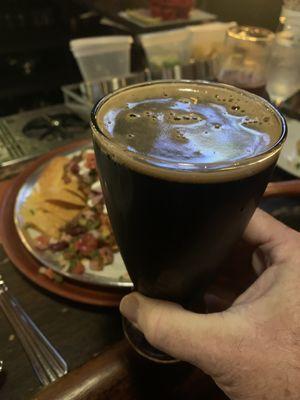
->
0, 0, 283, 117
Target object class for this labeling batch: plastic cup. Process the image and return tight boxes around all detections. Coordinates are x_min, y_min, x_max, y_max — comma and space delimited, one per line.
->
139, 29, 191, 71
70, 36, 133, 82
188, 22, 236, 61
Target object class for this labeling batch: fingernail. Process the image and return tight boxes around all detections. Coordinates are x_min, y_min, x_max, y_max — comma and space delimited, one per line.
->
120, 295, 139, 324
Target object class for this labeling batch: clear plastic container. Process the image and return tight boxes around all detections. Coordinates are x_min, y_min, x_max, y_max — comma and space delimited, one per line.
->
70, 36, 133, 82
139, 29, 191, 71
188, 22, 236, 61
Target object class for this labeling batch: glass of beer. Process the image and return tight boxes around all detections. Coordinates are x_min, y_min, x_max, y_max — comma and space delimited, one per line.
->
91, 80, 286, 362
216, 26, 275, 99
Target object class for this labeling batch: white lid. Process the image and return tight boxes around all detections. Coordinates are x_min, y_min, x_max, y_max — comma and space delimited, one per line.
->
139, 28, 189, 46
70, 35, 133, 57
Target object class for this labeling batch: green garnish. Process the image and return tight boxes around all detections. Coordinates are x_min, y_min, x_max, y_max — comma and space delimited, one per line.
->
69, 259, 78, 270
86, 220, 100, 230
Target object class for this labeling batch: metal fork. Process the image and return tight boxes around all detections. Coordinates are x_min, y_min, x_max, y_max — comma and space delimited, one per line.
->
0, 275, 68, 385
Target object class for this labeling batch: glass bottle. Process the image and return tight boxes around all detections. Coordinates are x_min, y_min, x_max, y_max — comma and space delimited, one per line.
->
266, 0, 300, 105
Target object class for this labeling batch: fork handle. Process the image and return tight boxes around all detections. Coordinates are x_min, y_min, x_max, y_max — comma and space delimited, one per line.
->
0, 289, 51, 384
0, 285, 67, 385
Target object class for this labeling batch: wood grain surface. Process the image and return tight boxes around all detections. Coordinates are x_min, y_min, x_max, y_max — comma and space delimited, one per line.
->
0, 244, 123, 400
264, 179, 300, 198
33, 340, 227, 400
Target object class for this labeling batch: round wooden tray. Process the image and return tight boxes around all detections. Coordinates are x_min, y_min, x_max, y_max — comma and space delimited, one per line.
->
0, 139, 129, 307
1, 139, 300, 307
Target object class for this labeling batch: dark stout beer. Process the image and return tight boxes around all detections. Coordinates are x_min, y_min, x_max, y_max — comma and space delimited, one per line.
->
91, 81, 286, 360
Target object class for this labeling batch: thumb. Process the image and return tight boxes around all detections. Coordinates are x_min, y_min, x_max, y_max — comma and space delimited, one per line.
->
120, 292, 247, 374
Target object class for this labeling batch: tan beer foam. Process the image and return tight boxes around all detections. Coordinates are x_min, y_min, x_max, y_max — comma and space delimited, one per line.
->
93, 81, 285, 183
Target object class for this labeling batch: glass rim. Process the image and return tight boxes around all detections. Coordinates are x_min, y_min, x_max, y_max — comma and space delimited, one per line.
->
227, 25, 275, 42
90, 79, 287, 176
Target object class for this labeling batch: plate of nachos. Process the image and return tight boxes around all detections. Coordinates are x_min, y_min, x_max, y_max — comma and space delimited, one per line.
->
14, 145, 132, 288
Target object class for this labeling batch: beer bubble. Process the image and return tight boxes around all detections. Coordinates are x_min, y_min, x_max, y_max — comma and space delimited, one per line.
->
129, 113, 139, 118
174, 116, 182, 121
214, 123, 221, 129
182, 115, 191, 120
171, 129, 189, 143
263, 116, 270, 122
126, 133, 135, 139
177, 133, 188, 143
228, 98, 234, 102
231, 105, 240, 111
163, 92, 168, 97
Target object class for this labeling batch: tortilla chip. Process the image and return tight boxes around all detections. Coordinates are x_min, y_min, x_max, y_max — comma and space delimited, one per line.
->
35, 157, 85, 207
20, 154, 88, 238
42, 200, 80, 220
20, 206, 65, 238
21, 181, 79, 236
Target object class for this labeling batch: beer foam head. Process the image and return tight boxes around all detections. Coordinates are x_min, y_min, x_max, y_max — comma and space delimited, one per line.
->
92, 81, 286, 182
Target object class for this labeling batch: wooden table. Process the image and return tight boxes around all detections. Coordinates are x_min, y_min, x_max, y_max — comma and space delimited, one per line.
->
0, 167, 299, 400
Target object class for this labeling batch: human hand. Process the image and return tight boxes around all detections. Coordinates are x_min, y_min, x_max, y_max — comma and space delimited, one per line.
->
120, 209, 300, 400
